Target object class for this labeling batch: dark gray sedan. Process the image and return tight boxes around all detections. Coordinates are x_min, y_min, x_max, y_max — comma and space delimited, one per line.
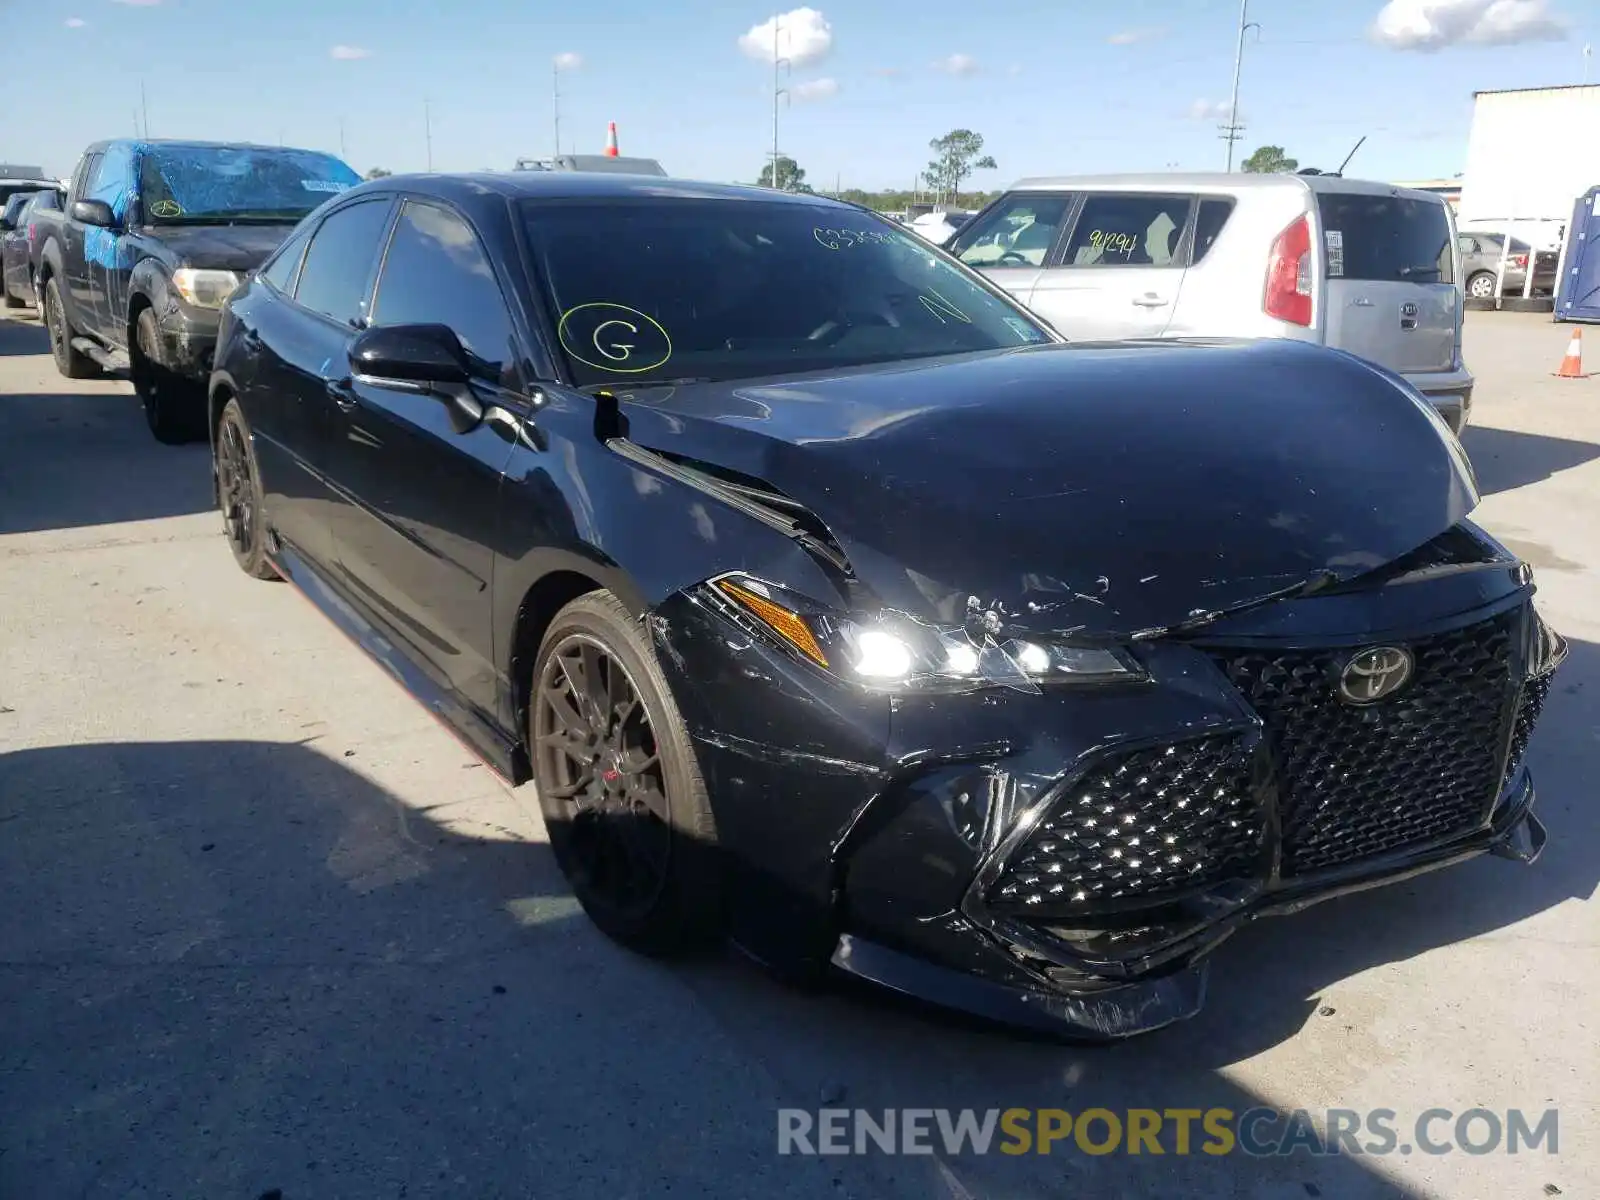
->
1457, 232, 1559, 298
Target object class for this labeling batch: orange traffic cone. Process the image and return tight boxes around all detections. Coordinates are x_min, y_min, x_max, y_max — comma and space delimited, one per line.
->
604, 122, 619, 157
1554, 327, 1591, 378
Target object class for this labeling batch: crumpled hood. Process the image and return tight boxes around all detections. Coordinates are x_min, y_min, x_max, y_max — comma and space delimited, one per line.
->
148, 223, 298, 272
615, 339, 1479, 636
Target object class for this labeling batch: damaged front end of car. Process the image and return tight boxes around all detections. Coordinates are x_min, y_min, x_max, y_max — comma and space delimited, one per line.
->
600, 342, 1567, 1039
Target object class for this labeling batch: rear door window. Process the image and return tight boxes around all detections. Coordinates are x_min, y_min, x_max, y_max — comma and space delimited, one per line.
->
1315, 193, 1454, 285
293, 199, 393, 326
1062, 194, 1193, 267
259, 226, 311, 295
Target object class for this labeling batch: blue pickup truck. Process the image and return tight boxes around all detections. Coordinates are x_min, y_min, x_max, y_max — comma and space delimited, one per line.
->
33, 138, 359, 442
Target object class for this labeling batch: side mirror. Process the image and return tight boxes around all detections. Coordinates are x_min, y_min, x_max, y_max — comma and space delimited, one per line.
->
349, 323, 471, 387
71, 199, 116, 229
349, 323, 483, 433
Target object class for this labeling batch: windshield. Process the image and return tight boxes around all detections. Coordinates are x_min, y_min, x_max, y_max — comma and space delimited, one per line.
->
521, 198, 1055, 387
139, 146, 360, 225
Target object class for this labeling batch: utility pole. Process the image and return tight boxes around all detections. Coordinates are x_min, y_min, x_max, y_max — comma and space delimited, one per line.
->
339, 117, 348, 161
553, 62, 562, 158
424, 99, 434, 172
770, 14, 789, 188
139, 81, 149, 138
1222, 0, 1257, 172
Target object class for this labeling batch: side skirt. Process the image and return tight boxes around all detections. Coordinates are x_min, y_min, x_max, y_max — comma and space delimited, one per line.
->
269, 539, 525, 785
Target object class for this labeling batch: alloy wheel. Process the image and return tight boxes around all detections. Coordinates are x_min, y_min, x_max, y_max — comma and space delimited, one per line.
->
216, 418, 255, 555
533, 633, 672, 919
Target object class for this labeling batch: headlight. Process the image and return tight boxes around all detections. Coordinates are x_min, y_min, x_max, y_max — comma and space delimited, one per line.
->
171, 267, 242, 309
707, 574, 1145, 694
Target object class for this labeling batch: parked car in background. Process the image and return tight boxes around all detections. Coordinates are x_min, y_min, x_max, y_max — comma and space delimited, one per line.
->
207, 171, 1560, 1040
950, 174, 1475, 431
0, 163, 60, 210
1457, 232, 1559, 298
1, 188, 63, 308
32, 138, 359, 442
905, 208, 974, 245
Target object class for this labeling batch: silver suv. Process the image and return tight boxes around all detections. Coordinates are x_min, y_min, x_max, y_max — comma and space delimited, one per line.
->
949, 173, 1473, 431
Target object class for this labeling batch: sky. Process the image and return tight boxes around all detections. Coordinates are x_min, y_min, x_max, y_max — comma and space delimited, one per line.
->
14, 0, 1598, 190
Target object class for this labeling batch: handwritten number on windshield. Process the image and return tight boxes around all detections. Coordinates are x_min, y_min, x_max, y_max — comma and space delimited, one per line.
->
814, 227, 895, 250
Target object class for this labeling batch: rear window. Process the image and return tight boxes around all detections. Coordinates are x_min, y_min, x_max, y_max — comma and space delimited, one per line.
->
1315, 193, 1454, 285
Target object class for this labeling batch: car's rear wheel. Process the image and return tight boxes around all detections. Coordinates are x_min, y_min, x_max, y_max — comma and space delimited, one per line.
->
1466, 271, 1498, 299
3, 283, 23, 309
134, 307, 205, 444
530, 591, 724, 956
42, 276, 96, 378
214, 397, 278, 580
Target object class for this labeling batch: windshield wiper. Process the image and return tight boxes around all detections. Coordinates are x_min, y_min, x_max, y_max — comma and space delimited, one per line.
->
1396, 264, 1443, 279
583, 377, 713, 392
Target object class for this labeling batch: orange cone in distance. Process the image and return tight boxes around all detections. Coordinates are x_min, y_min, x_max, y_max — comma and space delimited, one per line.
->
604, 122, 619, 157
1554, 327, 1591, 378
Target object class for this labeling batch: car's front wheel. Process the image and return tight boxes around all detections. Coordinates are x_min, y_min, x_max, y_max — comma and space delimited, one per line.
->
530, 591, 724, 956
1466, 271, 1498, 299
214, 397, 278, 580
133, 307, 206, 444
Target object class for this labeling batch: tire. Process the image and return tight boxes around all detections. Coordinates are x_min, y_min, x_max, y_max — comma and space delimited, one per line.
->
213, 398, 278, 580
42, 276, 96, 378
1466, 271, 1497, 300
133, 307, 205, 444
2, 286, 23, 309
529, 590, 724, 956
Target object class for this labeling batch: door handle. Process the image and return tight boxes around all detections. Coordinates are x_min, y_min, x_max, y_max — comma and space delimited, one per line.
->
1132, 294, 1169, 307
326, 379, 358, 412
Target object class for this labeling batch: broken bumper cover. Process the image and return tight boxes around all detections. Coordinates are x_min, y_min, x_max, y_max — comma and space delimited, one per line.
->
650, 579, 1561, 1041
153, 304, 221, 380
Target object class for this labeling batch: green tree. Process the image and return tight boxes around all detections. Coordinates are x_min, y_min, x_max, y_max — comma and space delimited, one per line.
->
758, 155, 810, 191
364, 166, 393, 180
924, 130, 997, 206
1241, 146, 1299, 174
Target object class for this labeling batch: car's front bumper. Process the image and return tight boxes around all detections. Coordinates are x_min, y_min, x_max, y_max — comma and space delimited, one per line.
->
649, 555, 1563, 1040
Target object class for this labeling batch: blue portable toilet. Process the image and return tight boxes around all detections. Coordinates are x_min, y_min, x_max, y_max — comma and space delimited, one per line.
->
1555, 186, 1600, 323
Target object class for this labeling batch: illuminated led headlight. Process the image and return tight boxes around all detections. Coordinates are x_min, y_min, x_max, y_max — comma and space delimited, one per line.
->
171, 267, 242, 309
706, 574, 1145, 693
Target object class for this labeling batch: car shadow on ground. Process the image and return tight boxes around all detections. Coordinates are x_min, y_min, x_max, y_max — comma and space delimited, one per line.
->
1462, 423, 1600, 495
0, 388, 211, 535
6, 622, 1592, 1200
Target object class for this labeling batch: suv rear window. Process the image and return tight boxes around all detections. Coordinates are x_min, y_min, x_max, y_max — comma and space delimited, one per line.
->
1315, 193, 1454, 285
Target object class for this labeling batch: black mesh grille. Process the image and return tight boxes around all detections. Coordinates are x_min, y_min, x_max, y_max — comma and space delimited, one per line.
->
989, 735, 1265, 908
1213, 613, 1517, 875
1503, 674, 1551, 785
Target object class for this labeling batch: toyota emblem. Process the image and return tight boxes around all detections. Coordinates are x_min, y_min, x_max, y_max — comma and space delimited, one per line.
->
1337, 646, 1414, 704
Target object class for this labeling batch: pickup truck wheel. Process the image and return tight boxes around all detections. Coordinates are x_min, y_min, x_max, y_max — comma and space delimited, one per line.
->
43, 277, 97, 379
134, 307, 205, 445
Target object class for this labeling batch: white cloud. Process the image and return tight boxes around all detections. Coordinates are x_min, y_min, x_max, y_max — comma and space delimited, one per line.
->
1108, 26, 1167, 44
330, 45, 372, 60
932, 53, 979, 76
65, 16, 87, 26
1188, 99, 1239, 120
554, 51, 582, 70
792, 77, 840, 101
1372, 0, 1567, 50
738, 8, 833, 67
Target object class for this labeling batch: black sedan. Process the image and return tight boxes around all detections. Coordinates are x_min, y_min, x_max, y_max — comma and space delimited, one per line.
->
208, 173, 1564, 1039
1, 188, 58, 308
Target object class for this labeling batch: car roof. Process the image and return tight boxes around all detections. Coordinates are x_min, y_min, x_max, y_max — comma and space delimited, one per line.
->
339, 172, 856, 209
1004, 171, 1449, 204
84, 138, 343, 154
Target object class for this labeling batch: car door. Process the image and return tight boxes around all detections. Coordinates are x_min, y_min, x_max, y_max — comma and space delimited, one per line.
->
1316, 189, 1458, 375
1027, 192, 1195, 341
323, 198, 522, 719
80, 143, 137, 341
249, 197, 396, 574
947, 192, 1073, 310
60, 152, 100, 322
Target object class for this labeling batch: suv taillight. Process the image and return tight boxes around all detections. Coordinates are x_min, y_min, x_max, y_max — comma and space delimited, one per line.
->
1512, 253, 1528, 269
1264, 214, 1313, 327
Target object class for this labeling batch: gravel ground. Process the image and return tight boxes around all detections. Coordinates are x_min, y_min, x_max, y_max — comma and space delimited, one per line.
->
2, 308, 1595, 1199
